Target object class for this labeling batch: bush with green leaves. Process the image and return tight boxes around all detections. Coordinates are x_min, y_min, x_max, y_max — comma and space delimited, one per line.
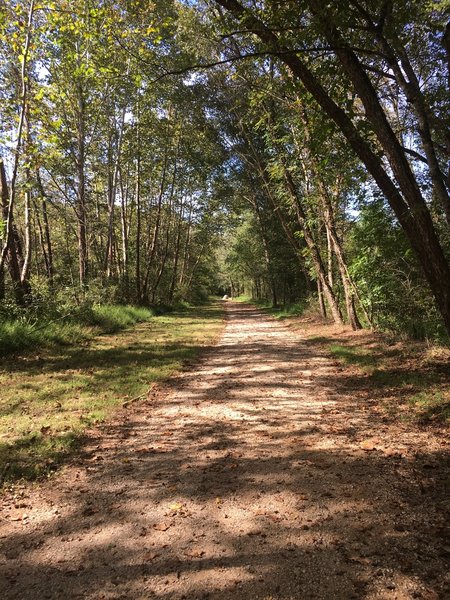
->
349, 200, 447, 341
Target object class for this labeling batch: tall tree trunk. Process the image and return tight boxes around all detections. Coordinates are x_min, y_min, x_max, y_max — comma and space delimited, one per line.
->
326, 226, 333, 289
21, 191, 32, 286
214, 0, 450, 335
20, 100, 32, 287
119, 167, 129, 293
283, 169, 344, 325
0, 0, 34, 275
0, 161, 28, 305
36, 170, 54, 283
168, 192, 185, 304
317, 278, 327, 319
178, 202, 193, 289
151, 149, 179, 303
75, 78, 88, 288
0, 264, 4, 301
235, 125, 313, 298
135, 112, 142, 302
293, 105, 367, 329
34, 202, 50, 281
249, 192, 278, 307
142, 133, 171, 300
348, 1, 450, 224
105, 107, 127, 278
318, 182, 362, 329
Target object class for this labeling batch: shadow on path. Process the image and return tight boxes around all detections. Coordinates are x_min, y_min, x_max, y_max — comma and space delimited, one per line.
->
1, 302, 448, 600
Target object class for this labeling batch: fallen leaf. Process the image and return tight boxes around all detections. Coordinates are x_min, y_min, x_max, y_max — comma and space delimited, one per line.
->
153, 522, 172, 531
348, 555, 372, 565
267, 514, 282, 522
143, 552, 160, 562
185, 548, 205, 558
169, 502, 183, 511
360, 439, 381, 451
383, 447, 401, 457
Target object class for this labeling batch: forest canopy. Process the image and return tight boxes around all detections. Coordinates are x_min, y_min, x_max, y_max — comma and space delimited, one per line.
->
1, 0, 449, 340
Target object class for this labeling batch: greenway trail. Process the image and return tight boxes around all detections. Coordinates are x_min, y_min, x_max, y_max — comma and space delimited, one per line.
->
1, 303, 448, 600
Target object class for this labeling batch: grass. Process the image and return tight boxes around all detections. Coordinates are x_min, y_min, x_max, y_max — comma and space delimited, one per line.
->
407, 391, 450, 423
329, 344, 378, 373
0, 304, 156, 356
0, 302, 224, 485
327, 340, 449, 424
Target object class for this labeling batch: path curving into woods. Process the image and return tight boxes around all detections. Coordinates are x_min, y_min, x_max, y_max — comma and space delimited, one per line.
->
0, 302, 448, 599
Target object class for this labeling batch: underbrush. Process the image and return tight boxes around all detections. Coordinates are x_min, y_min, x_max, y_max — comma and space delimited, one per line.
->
78, 304, 155, 333
235, 295, 314, 320
0, 304, 155, 357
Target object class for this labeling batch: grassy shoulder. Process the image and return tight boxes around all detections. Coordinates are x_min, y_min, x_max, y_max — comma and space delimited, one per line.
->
236, 297, 450, 425
0, 304, 159, 356
0, 301, 224, 485
304, 325, 449, 425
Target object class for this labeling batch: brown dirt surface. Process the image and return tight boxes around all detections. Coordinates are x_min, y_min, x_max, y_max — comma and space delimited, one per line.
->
0, 301, 449, 600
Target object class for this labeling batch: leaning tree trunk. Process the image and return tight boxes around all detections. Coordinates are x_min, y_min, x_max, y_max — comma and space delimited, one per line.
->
283, 168, 344, 325
214, 0, 450, 335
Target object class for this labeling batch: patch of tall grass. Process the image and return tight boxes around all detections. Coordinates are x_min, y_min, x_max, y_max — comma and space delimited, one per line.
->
0, 304, 155, 357
78, 304, 155, 333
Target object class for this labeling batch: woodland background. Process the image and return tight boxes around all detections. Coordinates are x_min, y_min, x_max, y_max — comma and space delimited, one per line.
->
1, 0, 449, 344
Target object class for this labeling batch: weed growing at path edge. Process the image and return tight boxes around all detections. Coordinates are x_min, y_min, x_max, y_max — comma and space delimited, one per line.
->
0, 303, 224, 485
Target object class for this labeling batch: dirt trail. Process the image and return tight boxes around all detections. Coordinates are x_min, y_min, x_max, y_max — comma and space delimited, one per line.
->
1, 302, 448, 599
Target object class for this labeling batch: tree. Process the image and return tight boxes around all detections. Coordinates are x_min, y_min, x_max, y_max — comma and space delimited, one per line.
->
210, 0, 450, 333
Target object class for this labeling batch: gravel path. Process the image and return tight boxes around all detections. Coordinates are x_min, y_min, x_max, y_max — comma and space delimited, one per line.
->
1, 302, 448, 599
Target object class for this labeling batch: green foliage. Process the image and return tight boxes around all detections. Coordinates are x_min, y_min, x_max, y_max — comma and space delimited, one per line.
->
329, 344, 378, 372
0, 301, 225, 484
248, 298, 311, 319
77, 304, 155, 333
0, 319, 86, 356
349, 200, 447, 340
0, 303, 154, 358
408, 391, 450, 424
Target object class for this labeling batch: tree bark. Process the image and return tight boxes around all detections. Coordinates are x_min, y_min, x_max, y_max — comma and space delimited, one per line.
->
135, 115, 142, 302
36, 170, 54, 283
0, 161, 28, 304
317, 278, 327, 319
249, 192, 278, 307
213, 0, 450, 334
348, 0, 450, 223
142, 129, 171, 301
75, 78, 88, 288
283, 169, 344, 325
